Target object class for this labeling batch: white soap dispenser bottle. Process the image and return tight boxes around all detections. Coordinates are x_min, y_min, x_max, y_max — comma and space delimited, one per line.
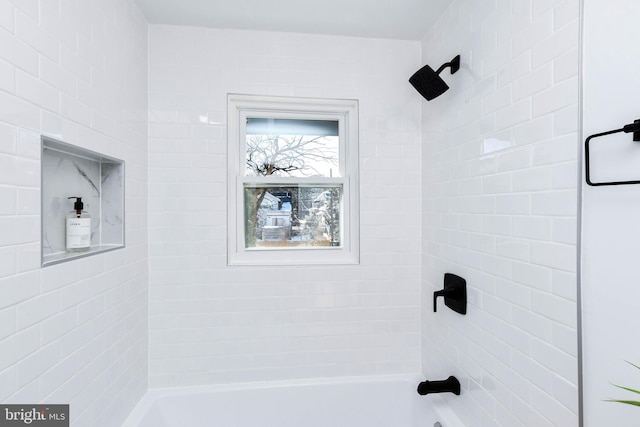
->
66, 196, 91, 252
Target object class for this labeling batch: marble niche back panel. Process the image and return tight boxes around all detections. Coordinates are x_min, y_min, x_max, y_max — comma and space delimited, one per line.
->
41, 136, 124, 266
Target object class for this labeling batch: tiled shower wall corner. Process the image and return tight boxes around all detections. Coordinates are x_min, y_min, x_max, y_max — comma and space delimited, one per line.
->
148, 26, 423, 387
0, 1, 148, 426
420, 1, 580, 426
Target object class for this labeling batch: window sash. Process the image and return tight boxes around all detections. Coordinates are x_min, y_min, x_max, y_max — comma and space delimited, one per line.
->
239, 110, 347, 178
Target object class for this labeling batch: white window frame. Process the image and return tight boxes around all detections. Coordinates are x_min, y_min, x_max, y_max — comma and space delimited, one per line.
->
227, 94, 359, 266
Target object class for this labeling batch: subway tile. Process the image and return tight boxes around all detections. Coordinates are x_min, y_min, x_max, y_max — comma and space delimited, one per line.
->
532, 382, 577, 425
0, 28, 39, 76
16, 70, 60, 113
512, 11, 554, 57
482, 85, 512, 116
495, 317, 531, 352
554, 0, 580, 30
38, 353, 78, 399
496, 147, 531, 172
0, 1, 14, 32
16, 128, 39, 159
552, 217, 577, 245
497, 99, 531, 130
8, 0, 38, 21
531, 290, 576, 327
552, 160, 577, 189
482, 173, 512, 194
16, 291, 61, 330
496, 237, 530, 261
16, 188, 39, 215
513, 115, 554, 146
0, 272, 39, 311
530, 337, 577, 382
496, 51, 531, 88
39, 2, 77, 50
511, 265, 552, 301
512, 305, 553, 343
59, 44, 92, 84
0, 90, 40, 130
513, 166, 554, 192
483, 254, 512, 279
531, 190, 577, 216
511, 348, 554, 393
532, 20, 579, 68
553, 105, 578, 136
15, 341, 60, 389
0, 306, 17, 341
40, 307, 78, 346
0, 155, 39, 188
513, 64, 553, 101
0, 369, 15, 402
483, 215, 512, 236
0, 186, 17, 215
495, 278, 531, 309
552, 270, 576, 302
531, 241, 575, 272
0, 246, 17, 279
495, 194, 530, 215
40, 261, 78, 293
532, 77, 579, 117
16, 242, 40, 273
512, 216, 552, 241
0, 58, 15, 94
554, 48, 579, 83
531, 134, 577, 166
0, 325, 40, 370
0, 122, 17, 155
40, 56, 77, 97
15, 10, 59, 62
533, 0, 560, 20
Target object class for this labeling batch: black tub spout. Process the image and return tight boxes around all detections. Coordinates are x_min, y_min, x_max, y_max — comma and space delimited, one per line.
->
417, 376, 461, 396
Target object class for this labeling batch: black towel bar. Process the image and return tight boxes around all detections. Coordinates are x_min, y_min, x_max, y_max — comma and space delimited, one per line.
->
585, 119, 640, 186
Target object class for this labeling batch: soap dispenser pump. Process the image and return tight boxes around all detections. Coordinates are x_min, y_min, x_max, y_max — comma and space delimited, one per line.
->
66, 196, 91, 252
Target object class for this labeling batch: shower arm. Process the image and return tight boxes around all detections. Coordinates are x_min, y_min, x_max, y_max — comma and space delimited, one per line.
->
435, 55, 461, 75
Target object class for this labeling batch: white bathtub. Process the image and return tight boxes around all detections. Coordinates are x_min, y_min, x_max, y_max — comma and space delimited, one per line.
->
121, 375, 465, 427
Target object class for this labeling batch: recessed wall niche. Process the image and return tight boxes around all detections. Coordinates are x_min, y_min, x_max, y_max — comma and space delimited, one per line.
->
41, 136, 125, 267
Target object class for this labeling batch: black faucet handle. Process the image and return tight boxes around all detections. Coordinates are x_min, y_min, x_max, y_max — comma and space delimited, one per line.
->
433, 288, 451, 312
433, 273, 467, 314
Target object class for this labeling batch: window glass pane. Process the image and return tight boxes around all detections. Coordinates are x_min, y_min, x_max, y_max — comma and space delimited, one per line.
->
245, 118, 340, 178
244, 184, 343, 248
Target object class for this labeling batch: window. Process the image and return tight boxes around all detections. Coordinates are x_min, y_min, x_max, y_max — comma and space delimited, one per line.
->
227, 94, 359, 265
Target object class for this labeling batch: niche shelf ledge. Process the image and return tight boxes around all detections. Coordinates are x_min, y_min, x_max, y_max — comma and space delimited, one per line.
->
41, 136, 125, 267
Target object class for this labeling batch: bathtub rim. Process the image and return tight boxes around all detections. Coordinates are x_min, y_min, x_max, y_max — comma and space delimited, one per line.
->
121, 373, 463, 427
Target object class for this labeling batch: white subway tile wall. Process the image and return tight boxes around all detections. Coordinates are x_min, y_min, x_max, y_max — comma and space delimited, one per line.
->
0, 1, 148, 426
148, 26, 423, 387
420, 1, 579, 426
0, 0, 587, 425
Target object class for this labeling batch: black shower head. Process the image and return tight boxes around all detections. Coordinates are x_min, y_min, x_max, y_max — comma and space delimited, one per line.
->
409, 55, 460, 101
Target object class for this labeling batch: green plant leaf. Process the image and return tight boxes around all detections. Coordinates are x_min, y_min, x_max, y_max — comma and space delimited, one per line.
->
605, 399, 640, 407
612, 384, 640, 395
607, 361, 640, 407
627, 361, 640, 371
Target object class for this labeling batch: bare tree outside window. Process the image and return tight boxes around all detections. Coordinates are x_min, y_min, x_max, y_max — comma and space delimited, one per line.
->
243, 120, 342, 248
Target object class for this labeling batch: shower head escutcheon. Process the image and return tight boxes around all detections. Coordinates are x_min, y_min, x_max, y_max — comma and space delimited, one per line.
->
409, 55, 460, 101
